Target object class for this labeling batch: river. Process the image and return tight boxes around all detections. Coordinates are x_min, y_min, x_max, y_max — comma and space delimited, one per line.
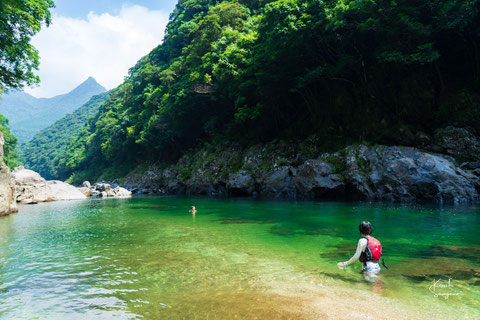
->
0, 197, 478, 319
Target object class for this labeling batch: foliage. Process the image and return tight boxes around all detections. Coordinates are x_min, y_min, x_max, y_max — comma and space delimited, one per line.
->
0, 0, 55, 89
52, 0, 480, 183
21, 92, 110, 179
0, 113, 20, 169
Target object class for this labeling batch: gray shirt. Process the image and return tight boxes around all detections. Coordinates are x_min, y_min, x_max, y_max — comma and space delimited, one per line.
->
343, 238, 368, 266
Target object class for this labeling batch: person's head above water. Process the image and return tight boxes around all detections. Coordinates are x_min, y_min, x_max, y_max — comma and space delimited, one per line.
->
359, 221, 372, 236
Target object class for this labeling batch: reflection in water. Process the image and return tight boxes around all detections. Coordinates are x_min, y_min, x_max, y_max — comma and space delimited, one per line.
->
0, 198, 478, 319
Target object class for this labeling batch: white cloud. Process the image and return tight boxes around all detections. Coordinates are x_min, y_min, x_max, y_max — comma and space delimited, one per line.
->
24, 5, 169, 98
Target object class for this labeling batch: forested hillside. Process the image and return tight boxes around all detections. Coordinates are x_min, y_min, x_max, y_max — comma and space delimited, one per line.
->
55, 0, 480, 183
0, 77, 106, 143
21, 92, 110, 180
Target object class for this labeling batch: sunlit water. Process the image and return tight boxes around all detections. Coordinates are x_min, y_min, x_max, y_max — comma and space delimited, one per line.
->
0, 197, 478, 319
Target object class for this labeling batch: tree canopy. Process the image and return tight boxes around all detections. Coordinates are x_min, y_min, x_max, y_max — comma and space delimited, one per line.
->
31, 0, 480, 182
0, 0, 54, 89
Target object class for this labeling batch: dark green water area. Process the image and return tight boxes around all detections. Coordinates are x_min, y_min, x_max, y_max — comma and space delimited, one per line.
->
0, 197, 478, 319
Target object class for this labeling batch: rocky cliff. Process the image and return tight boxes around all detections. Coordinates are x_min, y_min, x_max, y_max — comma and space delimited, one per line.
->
122, 128, 480, 204
0, 132, 17, 216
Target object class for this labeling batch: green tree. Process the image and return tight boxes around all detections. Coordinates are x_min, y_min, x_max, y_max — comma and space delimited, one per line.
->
0, 114, 19, 169
0, 0, 55, 89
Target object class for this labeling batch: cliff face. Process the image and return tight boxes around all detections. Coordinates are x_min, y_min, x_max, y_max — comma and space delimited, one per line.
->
122, 132, 480, 204
0, 132, 17, 216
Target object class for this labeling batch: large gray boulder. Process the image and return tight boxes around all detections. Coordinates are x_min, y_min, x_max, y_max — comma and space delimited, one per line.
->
13, 167, 87, 204
344, 145, 479, 204
227, 170, 256, 196
295, 159, 345, 199
260, 166, 296, 199
12, 166, 45, 185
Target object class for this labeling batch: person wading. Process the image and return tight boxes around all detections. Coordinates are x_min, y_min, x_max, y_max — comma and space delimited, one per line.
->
337, 221, 382, 277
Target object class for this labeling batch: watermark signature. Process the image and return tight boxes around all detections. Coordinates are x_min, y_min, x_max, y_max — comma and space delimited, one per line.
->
428, 278, 460, 299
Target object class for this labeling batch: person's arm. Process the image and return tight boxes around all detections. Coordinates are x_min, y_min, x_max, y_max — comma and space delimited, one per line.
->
338, 238, 367, 267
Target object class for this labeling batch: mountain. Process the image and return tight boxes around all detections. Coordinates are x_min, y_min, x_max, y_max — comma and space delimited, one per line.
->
20, 91, 110, 180
0, 77, 106, 143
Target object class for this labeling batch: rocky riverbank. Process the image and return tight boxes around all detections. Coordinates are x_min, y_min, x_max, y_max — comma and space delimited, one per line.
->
0, 138, 131, 216
122, 127, 480, 204
13, 167, 132, 205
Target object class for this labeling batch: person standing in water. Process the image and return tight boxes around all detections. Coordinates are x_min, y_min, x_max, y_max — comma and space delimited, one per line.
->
337, 221, 382, 276
189, 206, 197, 215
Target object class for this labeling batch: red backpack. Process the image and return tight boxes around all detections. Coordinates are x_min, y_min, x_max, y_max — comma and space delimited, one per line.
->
359, 236, 382, 262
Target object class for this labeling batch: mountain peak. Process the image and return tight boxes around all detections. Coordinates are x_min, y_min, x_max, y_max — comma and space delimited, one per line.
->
68, 77, 106, 97
77, 76, 104, 89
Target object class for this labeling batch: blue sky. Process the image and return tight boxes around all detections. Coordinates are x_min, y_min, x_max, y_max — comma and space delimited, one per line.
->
25, 1, 179, 97
51, 0, 177, 18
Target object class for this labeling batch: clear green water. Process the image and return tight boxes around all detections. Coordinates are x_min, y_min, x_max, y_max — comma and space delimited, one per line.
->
0, 197, 479, 319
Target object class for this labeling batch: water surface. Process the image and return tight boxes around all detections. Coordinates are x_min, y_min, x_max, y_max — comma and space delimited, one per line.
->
0, 197, 478, 319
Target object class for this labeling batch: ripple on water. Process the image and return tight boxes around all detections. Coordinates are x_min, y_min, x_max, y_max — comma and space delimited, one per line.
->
0, 198, 478, 319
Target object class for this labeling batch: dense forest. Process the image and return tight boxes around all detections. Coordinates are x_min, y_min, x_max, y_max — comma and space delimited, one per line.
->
20, 92, 109, 179
20, 0, 480, 182
0, 0, 54, 168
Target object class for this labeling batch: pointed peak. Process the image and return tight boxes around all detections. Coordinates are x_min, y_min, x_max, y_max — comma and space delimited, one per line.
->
72, 77, 106, 93
83, 76, 98, 85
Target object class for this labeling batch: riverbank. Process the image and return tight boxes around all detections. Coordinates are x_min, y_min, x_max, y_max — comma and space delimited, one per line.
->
121, 130, 480, 204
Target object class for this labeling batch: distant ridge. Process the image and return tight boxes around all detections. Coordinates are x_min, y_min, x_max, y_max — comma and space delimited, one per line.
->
0, 77, 106, 143
21, 91, 111, 180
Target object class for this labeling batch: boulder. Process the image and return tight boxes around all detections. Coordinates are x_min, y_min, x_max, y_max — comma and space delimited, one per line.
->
94, 183, 111, 192
45, 181, 87, 201
295, 160, 345, 199
114, 186, 132, 198
82, 181, 91, 188
260, 166, 296, 199
227, 170, 256, 196
95, 185, 132, 198
13, 167, 87, 204
344, 145, 479, 204
78, 187, 93, 197
12, 166, 45, 185
16, 181, 87, 204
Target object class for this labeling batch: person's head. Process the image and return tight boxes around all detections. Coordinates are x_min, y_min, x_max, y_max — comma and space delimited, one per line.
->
359, 221, 372, 236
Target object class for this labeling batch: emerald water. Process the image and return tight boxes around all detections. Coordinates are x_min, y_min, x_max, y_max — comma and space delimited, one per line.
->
0, 197, 478, 319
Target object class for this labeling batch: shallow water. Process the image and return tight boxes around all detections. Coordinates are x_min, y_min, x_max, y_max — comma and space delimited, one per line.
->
0, 197, 479, 319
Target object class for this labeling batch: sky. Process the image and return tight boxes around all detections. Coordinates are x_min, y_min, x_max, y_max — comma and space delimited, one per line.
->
24, 0, 178, 98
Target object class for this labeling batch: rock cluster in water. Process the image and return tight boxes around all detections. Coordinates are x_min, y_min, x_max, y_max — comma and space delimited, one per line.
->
123, 127, 480, 204
79, 181, 132, 198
